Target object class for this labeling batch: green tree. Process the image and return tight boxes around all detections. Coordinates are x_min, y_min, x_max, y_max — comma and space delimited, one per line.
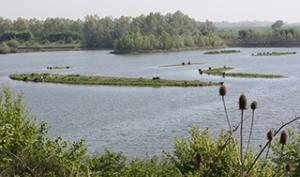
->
0, 18, 12, 34
16, 31, 33, 41
271, 20, 284, 30
13, 18, 29, 31
1, 31, 17, 41
160, 31, 172, 49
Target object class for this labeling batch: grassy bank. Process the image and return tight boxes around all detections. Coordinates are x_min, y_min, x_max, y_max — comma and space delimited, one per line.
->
204, 50, 240, 55
111, 46, 226, 55
0, 41, 81, 54
10, 73, 219, 87
252, 51, 297, 56
200, 66, 287, 78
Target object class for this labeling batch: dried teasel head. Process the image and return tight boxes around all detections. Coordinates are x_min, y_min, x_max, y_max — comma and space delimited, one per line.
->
219, 85, 227, 96
243, 173, 250, 177
286, 163, 292, 172
239, 94, 247, 110
194, 152, 202, 168
251, 101, 257, 110
267, 130, 273, 141
280, 130, 288, 145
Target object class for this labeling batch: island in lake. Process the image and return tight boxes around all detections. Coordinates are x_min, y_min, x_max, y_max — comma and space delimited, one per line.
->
199, 66, 287, 78
10, 73, 220, 87
251, 52, 297, 56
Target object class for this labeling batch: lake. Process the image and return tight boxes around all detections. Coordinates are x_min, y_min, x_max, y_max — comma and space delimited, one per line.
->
0, 48, 299, 157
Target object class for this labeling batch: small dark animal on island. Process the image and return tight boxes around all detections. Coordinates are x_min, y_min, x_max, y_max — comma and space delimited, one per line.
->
209, 67, 212, 70
188, 62, 191, 65
198, 69, 203, 74
198, 68, 203, 74
152, 77, 160, 80
182, 62, 185, 65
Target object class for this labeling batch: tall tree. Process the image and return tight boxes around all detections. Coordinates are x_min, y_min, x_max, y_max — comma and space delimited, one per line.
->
271, 20, 284, 30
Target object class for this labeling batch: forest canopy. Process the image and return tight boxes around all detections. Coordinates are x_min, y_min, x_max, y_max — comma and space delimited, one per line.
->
1, 12, 300, 54
0, 11, 223, 53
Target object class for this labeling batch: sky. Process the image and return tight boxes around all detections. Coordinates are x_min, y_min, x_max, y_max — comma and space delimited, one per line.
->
1, 0, 300, 22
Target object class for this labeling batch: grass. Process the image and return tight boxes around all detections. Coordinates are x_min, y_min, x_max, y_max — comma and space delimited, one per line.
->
0, 42, 82, 54
204, 50, 240, 55
10, 73, 220, 87
47, 66, 71, 70
201, 66, 287, 78
252, 52, 297, 56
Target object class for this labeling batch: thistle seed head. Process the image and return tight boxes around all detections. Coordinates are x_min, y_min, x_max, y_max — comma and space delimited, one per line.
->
239, 94, 247, 110
251, 101, 257, 110
219, 85, 227, 96
194, 152, 202, 169
267, 130, 273, 141
195, 152, 202, 163
244, 173, 250, 177
286, 163, 292, 172
280, 130, 288, 145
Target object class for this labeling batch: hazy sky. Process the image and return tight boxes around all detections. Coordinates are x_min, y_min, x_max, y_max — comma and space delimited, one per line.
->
1, 0, 299, 22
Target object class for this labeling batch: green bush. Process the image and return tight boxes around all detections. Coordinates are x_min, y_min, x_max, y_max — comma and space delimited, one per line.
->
0, 42, 11, 54
6, 39, 19, 48
0, 86, 90, 176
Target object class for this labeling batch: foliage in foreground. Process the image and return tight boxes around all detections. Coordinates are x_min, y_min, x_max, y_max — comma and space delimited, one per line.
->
1, 86, 300, 176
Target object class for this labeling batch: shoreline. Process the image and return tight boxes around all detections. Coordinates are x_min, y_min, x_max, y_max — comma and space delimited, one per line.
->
110, 46, 227, 55
2, 45, 300, 55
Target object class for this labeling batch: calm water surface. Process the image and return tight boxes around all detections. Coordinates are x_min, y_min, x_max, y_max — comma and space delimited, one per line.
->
0, 48, 300, 157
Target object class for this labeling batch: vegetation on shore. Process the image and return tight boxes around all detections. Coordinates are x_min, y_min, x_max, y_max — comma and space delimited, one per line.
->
204, 50, 240, 55
1, 85, 300, 176
1, 15, 300, 54
252, 51, 297, 56
0, 11, 225, 54
222, 20, 300, 47
0, 40, 80, 54
200, 66, 287, 78
9, 73, 219, 87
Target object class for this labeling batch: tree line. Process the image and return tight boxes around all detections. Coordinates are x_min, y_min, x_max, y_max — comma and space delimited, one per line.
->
0, 11, 224, 53
83, 11, 224, 51
225, 20, 300, 47
1, 14, 300, 54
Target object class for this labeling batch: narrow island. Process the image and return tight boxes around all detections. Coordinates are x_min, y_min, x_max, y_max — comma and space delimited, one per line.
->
160, 62, 206, 67
9, 73, 220, 87
199, 66, 287, 78
204, 50, 240, 55
252, 52, 297, 56
47, 66, 71, 70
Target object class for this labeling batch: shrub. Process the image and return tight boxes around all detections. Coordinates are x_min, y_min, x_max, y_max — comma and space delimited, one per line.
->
6, 39, 19, 48
0, 86, 90, 176
0, 42, 11, 54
